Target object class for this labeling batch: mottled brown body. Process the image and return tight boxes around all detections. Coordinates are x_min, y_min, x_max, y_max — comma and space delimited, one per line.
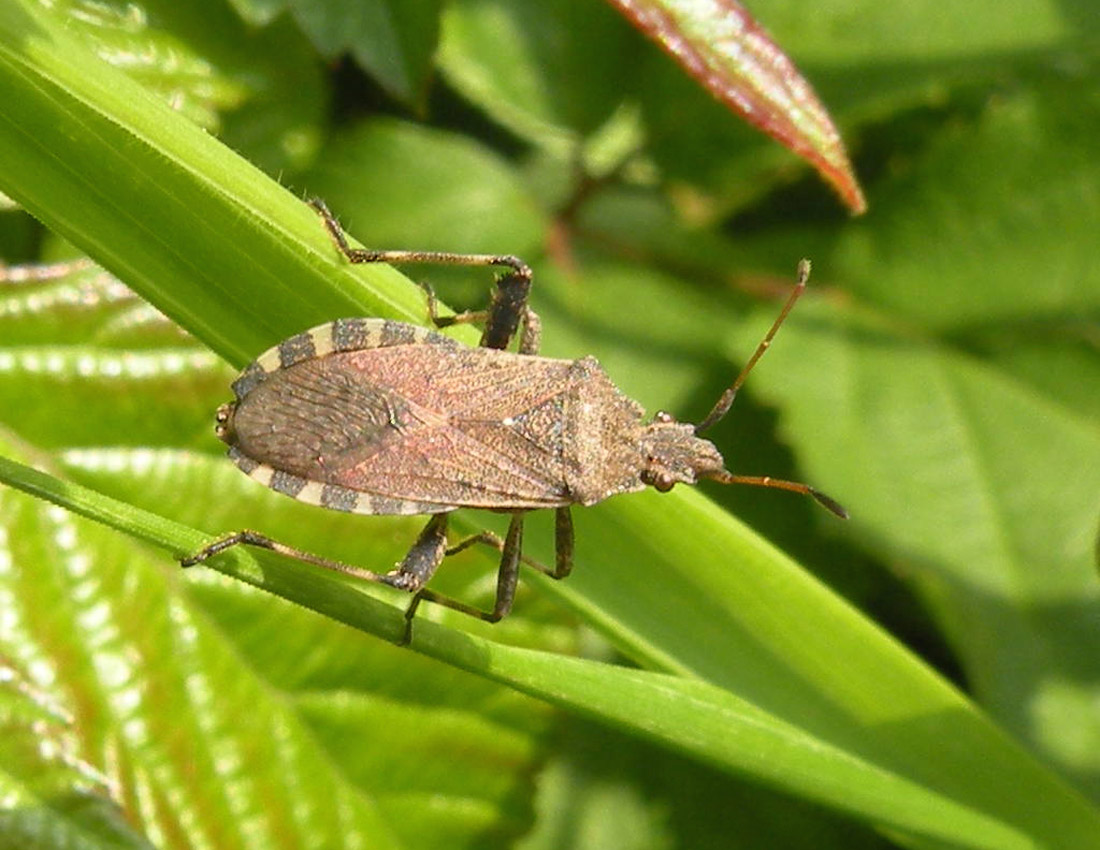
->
183, 199, 844, 645
223, 318, 658, 513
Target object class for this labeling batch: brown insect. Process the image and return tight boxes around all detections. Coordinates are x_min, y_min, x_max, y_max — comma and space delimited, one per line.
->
182, 199, 846, 643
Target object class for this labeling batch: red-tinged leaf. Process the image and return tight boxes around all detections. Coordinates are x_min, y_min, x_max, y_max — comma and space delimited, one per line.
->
607, 0, 866, 213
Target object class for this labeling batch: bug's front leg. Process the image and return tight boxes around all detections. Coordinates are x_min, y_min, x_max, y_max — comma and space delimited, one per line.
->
416, 279, 541, 355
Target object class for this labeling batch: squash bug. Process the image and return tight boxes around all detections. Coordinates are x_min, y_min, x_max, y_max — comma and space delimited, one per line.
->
182, 199, 846, 643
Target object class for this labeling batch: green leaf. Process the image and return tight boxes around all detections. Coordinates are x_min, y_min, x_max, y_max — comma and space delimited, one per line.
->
714, 74, 1100, 798
605, 0, 864, 212
634, 0, 1093, 217
0, 450, 517, 849
42, 0, 248, 131
830, 84, 1100, 329
4, 0, 1100, 847
743, 296, 1100, 797
243, 0, 444, 107
439, 0, 637, 147
304, 118, 547, 256
1, 454, 1094, 850
0, 0, 424, 368
753, 0, 1081, 65
517, 718, 889, 850
36, 0, 326, 174
0, 660, 155, 850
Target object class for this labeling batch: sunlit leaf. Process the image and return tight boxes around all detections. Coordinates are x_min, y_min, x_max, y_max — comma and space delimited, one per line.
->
605, 0, 864, 212
3, 0, 1100, 846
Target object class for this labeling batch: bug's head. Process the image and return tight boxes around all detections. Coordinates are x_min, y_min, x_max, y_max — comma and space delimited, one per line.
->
637, 412, 849, 518
633, 260, 847, 518
213, 402, 238, 445
637, 411, 726, 492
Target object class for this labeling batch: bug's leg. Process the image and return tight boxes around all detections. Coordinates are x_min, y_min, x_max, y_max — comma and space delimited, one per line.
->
517, 306, 541, 356
418, 277, 540, 354
439, 530, 504, 557
550, 507, 573, 579
444, 531, 551, 573
308, 197, 534, 352
415, 280, 487, 330
405, 512, 526, 640
442, 507, 569, 579
479, 267, 532, 352
391, 515, 453, 645
183, 516, 536, 644
488, 512, 526, 617
386, 513, 562, 642
183, 518, 478, 644
180, 522, 451, 645
181, 528, 394, 583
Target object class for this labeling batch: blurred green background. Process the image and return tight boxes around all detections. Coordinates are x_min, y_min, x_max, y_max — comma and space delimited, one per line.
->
1, 0, 1098, 848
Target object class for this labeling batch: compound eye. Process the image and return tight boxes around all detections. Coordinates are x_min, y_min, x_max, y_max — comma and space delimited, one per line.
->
653, 410, 676, 424
653, 473, 675, 493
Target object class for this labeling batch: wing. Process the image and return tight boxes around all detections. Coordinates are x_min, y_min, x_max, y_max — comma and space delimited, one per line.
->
229, 339, 582, 513
331, 345, 580, 508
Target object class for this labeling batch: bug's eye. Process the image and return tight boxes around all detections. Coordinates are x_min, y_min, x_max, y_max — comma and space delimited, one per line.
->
642, 460, 676, 492
653, 410, 676, 424
653, 473, 675, 493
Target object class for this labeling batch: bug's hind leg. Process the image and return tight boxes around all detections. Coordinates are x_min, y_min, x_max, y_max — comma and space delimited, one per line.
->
416, 279, 541, 355
443, 507, 571, 580
181, 528, 395, 584
181, 515, 486, 645
182, 509, 565, 643
308, 197, 539, 354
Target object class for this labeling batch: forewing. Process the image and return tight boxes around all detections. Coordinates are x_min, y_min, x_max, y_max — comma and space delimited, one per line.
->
329, 346, 579, 508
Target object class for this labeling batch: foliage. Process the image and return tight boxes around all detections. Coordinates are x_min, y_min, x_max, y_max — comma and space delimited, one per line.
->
1, 0, 1098, 847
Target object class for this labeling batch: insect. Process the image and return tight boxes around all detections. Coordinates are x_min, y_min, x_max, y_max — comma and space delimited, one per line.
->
182, 199, 847, 644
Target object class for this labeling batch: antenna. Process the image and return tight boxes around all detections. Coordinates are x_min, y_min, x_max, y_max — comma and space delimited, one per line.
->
704, 471, 848, 519
695, 259, 811, 435
693, 260, 848, 519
